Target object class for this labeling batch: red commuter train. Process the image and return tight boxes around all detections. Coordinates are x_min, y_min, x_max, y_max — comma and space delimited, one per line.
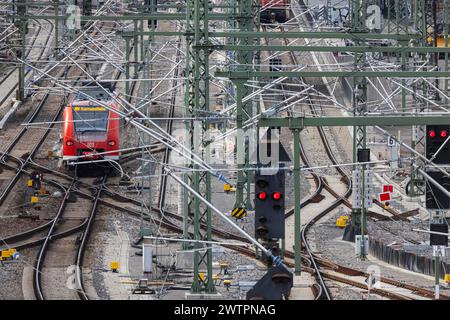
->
62, 85, 120, 167
260, 0, 289, 24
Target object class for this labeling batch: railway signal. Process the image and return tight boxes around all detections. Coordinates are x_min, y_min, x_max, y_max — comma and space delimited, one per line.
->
254, 167, 286, 240
380, 184, 393, 208
425, 125, 450, 164
425, 125, 450, 212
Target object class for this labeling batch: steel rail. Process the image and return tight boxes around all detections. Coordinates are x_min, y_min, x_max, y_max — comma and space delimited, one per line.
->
0, 17, 54, 108
75, 176, 107, 300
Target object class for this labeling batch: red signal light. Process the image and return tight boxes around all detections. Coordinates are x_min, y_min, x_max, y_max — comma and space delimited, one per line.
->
258, 191, 267, 200
429, 130, 436, 138
441, 130, 448, 138
272, 191, 282, 201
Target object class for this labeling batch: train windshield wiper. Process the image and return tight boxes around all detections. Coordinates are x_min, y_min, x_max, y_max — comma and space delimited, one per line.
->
78, 129, 106, 133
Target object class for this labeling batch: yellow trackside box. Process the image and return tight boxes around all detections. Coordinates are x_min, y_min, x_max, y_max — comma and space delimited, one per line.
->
223, 280, 232, 286
336, 215, 349, 228
31, 196, 39, 204
1, 250, 12, 259
223, 184, 236, 193
110, 261, 119, 271
445, 274, 450, 283
27, 180, 33, 187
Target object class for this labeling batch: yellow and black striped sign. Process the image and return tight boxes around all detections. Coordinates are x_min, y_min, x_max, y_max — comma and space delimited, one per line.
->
231, 207, 247, 220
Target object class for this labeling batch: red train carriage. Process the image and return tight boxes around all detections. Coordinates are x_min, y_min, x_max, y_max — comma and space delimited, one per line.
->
260, 0, 289, 24
62, 85, 120, 166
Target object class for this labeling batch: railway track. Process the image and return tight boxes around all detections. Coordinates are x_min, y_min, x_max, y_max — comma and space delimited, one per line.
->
256, 2, 438, 300
0, 17, 130, 300
0, 7, 55, 109
157, 36, 182, 210
0, 11, 135, 182
275, 0, 445, 300
33, 172, 106, 300
0, 21, 167, 250
260, 22, 333, 299
0, 19, 112, 208
2, 157, 445, 300
0, 3, 443, 302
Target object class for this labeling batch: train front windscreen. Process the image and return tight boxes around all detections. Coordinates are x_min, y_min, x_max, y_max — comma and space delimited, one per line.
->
73, 107, 109, 133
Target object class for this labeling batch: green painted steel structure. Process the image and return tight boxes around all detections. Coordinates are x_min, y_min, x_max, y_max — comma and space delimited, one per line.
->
183, 0, 215, 293
6, 0, 450, 291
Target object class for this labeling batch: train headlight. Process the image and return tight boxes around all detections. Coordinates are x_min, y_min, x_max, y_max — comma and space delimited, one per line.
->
66, 140, 74, 146
108, 141, 116, 146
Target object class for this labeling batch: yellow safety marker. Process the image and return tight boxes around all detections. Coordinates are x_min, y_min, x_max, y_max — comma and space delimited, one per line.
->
212, 274, 220, 281
27, 180, 33, 187
231, 207, 247, 220
31, 196, 39, 204
110, 261, 119, 272
198, 272, 206, 282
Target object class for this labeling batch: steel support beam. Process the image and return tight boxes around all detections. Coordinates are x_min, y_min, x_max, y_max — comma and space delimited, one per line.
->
184, 0, 215, 294
118, 31, 420, 40
409, 0, 435, 198
350, 0, 368, 259
292, 129, 301, 274
216, 45, 450, 53
16, 0, 27, 101
234, 0, 256, 211
215, 70, 450, 78
258, 116, 450, 128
